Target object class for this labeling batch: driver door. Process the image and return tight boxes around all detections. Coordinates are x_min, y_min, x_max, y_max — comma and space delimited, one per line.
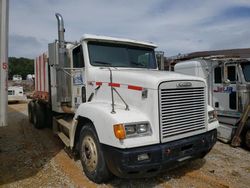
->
212, 64, 237, 115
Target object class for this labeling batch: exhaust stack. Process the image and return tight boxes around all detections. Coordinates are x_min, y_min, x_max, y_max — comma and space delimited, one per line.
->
55, 13, 70, 104
55, 13, 65, 53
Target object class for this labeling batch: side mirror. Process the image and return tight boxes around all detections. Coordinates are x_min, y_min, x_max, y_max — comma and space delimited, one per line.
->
223, 79, 231, 86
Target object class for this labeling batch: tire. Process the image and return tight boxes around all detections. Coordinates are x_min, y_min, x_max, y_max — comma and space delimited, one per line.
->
33, 102, 45, 129
45, 105, 53, 128
244, 129, 250, 150
28, 101, 34, 123
79, 124, 112, 183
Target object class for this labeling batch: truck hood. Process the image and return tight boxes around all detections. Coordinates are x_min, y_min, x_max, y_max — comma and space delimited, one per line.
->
91, 68, 205, 90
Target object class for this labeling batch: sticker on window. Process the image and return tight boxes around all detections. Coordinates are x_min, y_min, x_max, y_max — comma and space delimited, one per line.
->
73, 72, 83, 85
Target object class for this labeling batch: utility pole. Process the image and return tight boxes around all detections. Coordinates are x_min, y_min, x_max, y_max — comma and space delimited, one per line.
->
0, 0, 9, 127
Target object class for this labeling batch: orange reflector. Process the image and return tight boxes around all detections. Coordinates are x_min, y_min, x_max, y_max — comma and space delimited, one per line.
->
113, 124, 126, 140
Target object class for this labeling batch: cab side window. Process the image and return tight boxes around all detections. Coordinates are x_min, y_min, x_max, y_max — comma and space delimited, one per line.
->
73, 45, 84, 68
214, 67, 222, 83
227, 66, 236, 83
72, 45, 86, 103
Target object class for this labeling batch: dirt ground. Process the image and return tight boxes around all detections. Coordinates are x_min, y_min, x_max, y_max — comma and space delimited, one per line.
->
0, 102, 250, 188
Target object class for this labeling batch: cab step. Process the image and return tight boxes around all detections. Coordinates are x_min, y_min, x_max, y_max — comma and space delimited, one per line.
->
53, 118, 73, 147
57, 132, 70, 147
56, 118, 72, 130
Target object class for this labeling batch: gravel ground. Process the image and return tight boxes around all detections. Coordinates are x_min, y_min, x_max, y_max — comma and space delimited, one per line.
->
0, 102, 249, 188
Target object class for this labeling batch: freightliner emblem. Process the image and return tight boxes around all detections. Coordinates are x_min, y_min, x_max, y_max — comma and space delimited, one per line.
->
177, 82, 192, 87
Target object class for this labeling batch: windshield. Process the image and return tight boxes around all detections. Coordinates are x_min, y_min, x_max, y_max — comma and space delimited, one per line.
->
241, 62, 250, 82
88, 41, 157, 69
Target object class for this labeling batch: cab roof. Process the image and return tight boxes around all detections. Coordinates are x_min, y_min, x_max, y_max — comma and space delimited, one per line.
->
80, 34, 157, 48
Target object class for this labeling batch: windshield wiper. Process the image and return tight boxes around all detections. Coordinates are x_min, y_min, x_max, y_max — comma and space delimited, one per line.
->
94, 61, 111, 66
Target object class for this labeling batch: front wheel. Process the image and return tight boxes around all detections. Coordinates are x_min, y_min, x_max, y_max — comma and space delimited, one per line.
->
79, 124, 112, 183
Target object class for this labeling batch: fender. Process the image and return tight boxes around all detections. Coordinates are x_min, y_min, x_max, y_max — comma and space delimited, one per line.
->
71, 101, 158, 149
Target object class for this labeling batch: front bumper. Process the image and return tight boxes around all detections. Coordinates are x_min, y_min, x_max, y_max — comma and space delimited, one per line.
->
102, 129, 217, 178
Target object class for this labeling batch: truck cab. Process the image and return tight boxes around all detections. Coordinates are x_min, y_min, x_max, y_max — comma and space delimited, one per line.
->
175, 57, 250, 145
28, 14, 218, 183
213, 60, 250, 119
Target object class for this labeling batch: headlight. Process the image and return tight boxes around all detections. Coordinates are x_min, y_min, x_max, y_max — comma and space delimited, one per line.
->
137, 124, 148, 133
208, 110, 217, 123
125, 122, 152, 138
113, 122, 152, 140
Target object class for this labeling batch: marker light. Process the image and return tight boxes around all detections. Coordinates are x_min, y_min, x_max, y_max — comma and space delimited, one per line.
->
113, 124, 126, 140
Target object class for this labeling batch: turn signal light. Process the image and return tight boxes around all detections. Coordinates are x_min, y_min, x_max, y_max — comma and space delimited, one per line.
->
113, 124, 126, 140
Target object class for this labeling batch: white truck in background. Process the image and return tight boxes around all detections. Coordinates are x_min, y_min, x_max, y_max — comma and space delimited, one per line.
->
12, 74, 22, 81
28, 13, 218, 183
174, 55, 250, 148
8, 86, 26, 103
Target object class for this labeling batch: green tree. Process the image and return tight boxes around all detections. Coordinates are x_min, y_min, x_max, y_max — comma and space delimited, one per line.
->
8, 57, 34, 80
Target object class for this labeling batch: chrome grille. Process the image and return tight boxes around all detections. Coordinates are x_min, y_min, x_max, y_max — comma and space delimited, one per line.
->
160, 81, 206, 142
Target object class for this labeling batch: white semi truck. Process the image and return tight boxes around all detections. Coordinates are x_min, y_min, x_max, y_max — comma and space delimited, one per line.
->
174, 55, 250, 148
28, 13, 218, 183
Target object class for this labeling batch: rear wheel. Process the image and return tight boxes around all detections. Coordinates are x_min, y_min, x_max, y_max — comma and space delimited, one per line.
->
79, 123, 112, 183
28, 101, 34, 123
33, 102, 45, 129
45, 105, 53, 128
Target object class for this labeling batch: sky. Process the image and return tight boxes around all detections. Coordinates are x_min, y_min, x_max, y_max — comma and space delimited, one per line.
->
9, 0, 250, 58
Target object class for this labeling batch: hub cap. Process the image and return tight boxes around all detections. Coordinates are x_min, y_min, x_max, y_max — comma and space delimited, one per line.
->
82, 135, 98, 172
